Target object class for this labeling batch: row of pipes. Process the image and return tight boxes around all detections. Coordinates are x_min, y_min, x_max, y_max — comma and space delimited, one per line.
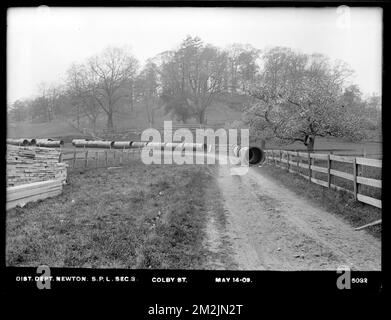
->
7, 138, 64, 147
71, 139, 207, 151
6, 138, 265, 165
72, 140, 265, 165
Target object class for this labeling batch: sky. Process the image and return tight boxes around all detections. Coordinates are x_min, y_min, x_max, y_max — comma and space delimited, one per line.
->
7, 6, 382, 105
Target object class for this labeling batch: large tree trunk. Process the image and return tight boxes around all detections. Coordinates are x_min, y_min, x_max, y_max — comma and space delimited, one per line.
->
76, 105, 80, 129
106, 112, 114, 132
198, 109, 206, 124
89, 117, 97, 133
306, 135, 315, 152
260, 139, 266, 149
181, 116, 187, 124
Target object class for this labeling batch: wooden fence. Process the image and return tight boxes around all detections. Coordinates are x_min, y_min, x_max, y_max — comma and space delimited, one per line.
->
60, 148, 142, 170
264, 150, 382, 209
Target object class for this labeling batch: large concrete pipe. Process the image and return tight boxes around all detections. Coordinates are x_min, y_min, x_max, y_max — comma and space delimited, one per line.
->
182, 142, 207, 151
7, 138, 29, 146
87, 140, 114, 148
112, 141, 132, 149
35, 139, 64, 147
146, 142, 166, 150
26, 138, 36, 146
147, 142, 207, 151
130, 141, 147, 149
232, 144, 265, 165
164, 142, 182, 150
72, 139, 114, 148
72, 139, 88, 147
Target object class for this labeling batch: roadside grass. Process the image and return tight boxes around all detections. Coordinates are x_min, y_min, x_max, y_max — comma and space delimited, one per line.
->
259, 164, 381, 239
6, 160, 222, 268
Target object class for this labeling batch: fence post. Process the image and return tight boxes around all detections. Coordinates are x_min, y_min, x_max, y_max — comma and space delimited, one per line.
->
105, 150, 108, 167
96, 151, 98, 168
296, 151, 300, 172
327, 154, 331, 188
84, 150, 88, 168
280, 150, 282, 168
308, 152, 311, 181
120, 149, 123, 165
59, 152, 62, 163
272, 150, 275, 165
353, 157, 358, 200
287, 152, 290, 171
113, 151, 116, 164
72, 150, 76, 169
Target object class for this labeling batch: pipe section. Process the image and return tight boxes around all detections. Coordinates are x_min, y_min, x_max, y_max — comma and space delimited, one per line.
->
231, 144, 265, 165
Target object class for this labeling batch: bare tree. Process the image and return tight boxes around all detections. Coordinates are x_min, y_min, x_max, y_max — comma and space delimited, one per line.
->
66, 63, 102, 132
225, 43, 260, 94
159, 36, 227, 124
87, 46, 139, 131
136, 61, 160, 126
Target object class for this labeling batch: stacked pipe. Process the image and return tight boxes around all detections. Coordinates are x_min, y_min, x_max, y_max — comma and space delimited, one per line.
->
130, 142, 147, 149
7, 138, 36, 146
231, 144, 265, 165
112, 141, 132, 149
72, 139, 206, 151
145, 142, 206, 151
35, 138, 64, 147
72, 139, 114, 148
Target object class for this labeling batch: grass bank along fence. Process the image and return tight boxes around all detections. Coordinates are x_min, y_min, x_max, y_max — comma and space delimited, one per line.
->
264, 150, 382, 209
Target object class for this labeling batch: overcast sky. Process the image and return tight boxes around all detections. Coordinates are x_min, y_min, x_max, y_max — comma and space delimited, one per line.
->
7, 6, 382, 105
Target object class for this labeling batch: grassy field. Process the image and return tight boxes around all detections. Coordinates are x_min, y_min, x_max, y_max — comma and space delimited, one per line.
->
259, 164, 381, 239
6, 160, 225, 268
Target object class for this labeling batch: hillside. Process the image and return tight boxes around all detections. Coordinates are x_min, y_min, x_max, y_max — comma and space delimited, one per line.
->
7, 98, 244, 138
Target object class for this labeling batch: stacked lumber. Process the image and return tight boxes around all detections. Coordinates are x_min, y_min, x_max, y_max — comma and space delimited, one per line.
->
6, 145, 68, 187
7, 180, 63, 210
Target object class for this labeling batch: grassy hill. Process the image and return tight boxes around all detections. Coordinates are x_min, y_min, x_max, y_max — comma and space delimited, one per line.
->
7, 119, 84, 139
7, 98, 244, 138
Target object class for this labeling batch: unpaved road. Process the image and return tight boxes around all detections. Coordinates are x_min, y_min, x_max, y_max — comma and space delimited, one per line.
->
205, 161, 381, 271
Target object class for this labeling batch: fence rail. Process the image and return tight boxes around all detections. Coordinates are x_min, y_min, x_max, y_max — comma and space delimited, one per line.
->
60, 148, 142, 170
265, 149, 382, 209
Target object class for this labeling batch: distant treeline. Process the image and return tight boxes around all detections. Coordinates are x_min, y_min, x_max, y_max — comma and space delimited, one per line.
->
8, 36, 381, 151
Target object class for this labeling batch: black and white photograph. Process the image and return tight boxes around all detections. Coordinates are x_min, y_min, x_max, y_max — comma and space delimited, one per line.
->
4, 4, 383, 293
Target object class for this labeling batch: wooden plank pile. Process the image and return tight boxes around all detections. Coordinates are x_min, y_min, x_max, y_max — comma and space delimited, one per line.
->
7, 179, 63, 210
6, 144, 68, 187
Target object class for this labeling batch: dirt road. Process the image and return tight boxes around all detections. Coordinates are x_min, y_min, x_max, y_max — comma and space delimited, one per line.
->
205, 161, 381, 271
